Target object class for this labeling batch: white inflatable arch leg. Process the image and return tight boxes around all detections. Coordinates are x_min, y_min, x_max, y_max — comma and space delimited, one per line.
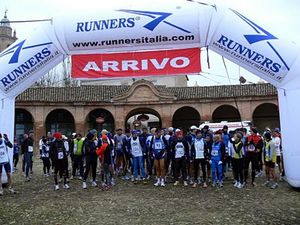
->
277, 88, 300, 187
0, 96, 15, 184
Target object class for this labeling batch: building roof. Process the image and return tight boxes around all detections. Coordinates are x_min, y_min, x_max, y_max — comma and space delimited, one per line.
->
16, 83, 277, 103
0, 10, 10, 28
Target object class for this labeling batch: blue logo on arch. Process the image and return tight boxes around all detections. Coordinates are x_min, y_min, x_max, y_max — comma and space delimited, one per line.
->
0, 40, 52, 64
231, 9, 289, 71
118, 9, 191, 33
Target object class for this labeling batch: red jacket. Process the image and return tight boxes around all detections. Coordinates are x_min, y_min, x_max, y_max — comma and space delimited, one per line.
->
96, 142, 108, 162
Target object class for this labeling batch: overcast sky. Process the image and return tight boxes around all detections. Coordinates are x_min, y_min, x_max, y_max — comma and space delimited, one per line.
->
1, 0, 299, 86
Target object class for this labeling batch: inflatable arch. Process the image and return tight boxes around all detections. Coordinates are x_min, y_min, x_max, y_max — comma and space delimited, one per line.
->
1, 0, 300, 187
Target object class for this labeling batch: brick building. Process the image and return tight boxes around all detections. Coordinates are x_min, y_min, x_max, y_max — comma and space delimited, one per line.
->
15, 80, 279, 143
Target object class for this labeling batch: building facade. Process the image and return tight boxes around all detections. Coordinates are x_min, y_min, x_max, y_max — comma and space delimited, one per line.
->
15, 80, 279, 143
0, 11, 17, 52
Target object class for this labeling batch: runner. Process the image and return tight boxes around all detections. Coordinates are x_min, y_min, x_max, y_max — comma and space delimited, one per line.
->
222, 125, 231, 178
165, 127, 175, 180
272, 129, 282, 179
0, 133, 15, 195
172, 129, 190, 187
231, 133, 244, 189
146, 128, 156, 180
191, 130, 208, 188
40, 137, 50, 177
122, 128, 132, 181
113, 128, 125, 176
150, 128, 168, 187
70, 133, 84, 180
186, 125, 197, 184
96, 135, 113, 190
21, 133, 34, 182
82, 132, 98, 189
244, 127, 263, 186
128, 130, 147, 184
208, 134, 225, 187
13, 138, 20, 171
50, 132, 70, 190
264, 132, 279, 189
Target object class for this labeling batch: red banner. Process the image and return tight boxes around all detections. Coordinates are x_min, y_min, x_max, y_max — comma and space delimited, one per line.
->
71, 48, 201, 79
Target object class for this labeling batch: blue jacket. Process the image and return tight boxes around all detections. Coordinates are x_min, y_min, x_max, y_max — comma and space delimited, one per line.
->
222, 132, 230, 150
149, 136, 168, 159
209, 141, 226, 162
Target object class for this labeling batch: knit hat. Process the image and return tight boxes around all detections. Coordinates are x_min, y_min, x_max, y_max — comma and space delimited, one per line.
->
251, 127, 258, 134
86, 132, 94, 140
101, 129, 108, 135
196, 129, 202, 135
125, 128, 131, 134
90, 129, 98, 135
53, 132, 62, 140
264, 132, 271, 140
203, 125, 209, 130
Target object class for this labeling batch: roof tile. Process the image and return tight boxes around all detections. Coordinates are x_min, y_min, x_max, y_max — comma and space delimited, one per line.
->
16, 83, 277, 103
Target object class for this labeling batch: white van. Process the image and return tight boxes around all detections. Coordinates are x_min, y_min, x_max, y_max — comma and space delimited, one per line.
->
199, 121, 252, 133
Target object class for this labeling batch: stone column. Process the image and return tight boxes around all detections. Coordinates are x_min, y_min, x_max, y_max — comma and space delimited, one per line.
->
115, 106, 126, 130
74, 106, 85, 134
200, 102, 212, 122
237, 101, 252, 121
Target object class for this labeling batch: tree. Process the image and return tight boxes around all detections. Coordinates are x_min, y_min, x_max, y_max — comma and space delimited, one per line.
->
34, 57, 80, 87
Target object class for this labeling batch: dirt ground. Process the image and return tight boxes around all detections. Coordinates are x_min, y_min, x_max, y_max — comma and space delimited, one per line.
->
0, 160, 299, 225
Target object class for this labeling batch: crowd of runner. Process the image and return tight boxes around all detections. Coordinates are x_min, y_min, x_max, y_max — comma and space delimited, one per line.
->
0, 124, 283, 194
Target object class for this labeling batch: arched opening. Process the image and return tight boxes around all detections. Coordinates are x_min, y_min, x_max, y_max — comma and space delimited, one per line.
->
172, 106, 201, 133
125, 108, 161, 130
212, 105, 241, 122
253, 103, 279, 133
45, 109, 75, 136
86, 109, 115, 133
15, 109, 34, 143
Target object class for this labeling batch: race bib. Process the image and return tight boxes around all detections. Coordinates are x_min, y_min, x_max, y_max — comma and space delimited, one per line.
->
195, 141, 204, 159
58, 152, 64, 159
28, 146, 34, 153
154, 142, 162, 149
196, 148, 204, 159
211, 150, 219, 156
175, 144, 184, 158
0, 146, 8, 164
247, 144, 255, 152
117, 142, 122, 149
132, 145, 141, 155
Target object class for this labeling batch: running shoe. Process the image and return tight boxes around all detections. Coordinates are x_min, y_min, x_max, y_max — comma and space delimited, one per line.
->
174, 181, 179, 186
161, 179, 166, 187
8, 187, 16, 194
271, 183, 279, 189
154, 179, 161, 187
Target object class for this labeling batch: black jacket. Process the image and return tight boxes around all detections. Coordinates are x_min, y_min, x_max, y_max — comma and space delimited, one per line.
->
50, 139, 67, 162
171, 138, 190, 160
